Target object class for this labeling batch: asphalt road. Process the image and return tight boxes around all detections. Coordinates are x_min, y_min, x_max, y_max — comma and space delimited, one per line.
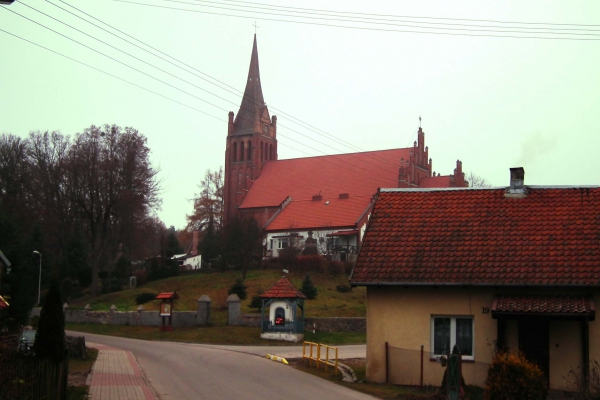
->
68, 331, 372, 400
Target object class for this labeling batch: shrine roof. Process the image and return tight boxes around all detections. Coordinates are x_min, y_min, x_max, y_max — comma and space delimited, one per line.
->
265, 195, 372, 232
351, 186, 600, 286
240, 148, 412, 209
156, 292, 179, 300
260, 277, 306, 299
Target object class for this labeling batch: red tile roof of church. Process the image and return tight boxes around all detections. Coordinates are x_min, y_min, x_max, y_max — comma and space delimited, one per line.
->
419, 175, 452, 188
240, 148, 412, 209
351, 186, 600, 286
260, 277, 307, 299
265, 195, 372, 231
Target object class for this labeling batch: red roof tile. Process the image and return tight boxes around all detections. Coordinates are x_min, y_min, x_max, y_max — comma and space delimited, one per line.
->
350, 187, 600, 286
492, 295, 594, 316
419, 175, 452, 188
260, 277, 307, 299
240, 149, 411, 209
156, 292, 179, 300
265, 196, 372, 232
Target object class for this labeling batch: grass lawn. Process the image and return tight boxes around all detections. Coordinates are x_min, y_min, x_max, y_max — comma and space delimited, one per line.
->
69, 270, 365, 319
67, 347, 98, 400
66, 323, 366, 346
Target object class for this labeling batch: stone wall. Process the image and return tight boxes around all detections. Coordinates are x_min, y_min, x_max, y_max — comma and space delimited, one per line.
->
231, 312, 365, 333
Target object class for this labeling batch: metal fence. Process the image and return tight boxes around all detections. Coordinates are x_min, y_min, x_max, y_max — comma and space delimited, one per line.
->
262, 319, 304, 333
386, 343, 491, 389
0, 345, 68, 400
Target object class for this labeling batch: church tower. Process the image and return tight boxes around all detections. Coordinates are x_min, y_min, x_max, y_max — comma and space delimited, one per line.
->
224, 35, 278, 224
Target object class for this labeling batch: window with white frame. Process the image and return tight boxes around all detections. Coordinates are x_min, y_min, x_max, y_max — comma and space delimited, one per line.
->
431, 316, 474, 359
277, 238, 289, 249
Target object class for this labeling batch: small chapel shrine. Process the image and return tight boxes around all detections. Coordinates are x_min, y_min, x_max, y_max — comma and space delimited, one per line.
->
259, 277, 306, 342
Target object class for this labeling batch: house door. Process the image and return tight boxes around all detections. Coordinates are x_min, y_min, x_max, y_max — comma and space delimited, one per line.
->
518, 318, 549, 383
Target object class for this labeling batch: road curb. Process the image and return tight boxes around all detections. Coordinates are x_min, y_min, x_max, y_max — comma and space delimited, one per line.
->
266, 354, 289, 365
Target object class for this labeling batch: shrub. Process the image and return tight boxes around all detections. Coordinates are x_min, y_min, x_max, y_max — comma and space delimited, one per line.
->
296, 255, 324, 273
566, 360, 600, 400
34, 280, 65, 362
300, 275, 318, 300
249, 295, 263, 311
134, 269, 148, 285
484, 352, 548, 400
279, 246, 301, 269
228, 278, 248, 300
336, 284, 352, 293
136, 292, 158, 305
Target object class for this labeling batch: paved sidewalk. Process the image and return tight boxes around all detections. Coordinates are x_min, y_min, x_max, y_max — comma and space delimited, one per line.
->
87, 342, 158, 400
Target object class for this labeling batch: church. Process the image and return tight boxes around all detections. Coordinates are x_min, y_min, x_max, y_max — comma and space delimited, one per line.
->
224, 36, 467, 261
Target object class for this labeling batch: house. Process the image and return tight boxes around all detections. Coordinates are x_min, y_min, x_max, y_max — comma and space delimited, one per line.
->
350, 168, 600, 391
223, 36, 468, 259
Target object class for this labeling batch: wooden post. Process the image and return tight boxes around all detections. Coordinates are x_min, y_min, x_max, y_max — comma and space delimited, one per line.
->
420, 345, 424, 391
385, 341, 389, 384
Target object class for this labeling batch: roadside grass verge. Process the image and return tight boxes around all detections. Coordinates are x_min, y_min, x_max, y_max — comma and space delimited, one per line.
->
70, 270, 366, 318
66, 323, 366, 346
67, 347, 98, 400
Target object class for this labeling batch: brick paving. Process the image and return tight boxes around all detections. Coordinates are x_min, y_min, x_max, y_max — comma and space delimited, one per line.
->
87, 342, 158, 400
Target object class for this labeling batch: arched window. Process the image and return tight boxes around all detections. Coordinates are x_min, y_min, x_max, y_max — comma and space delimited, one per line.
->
247, 141, 252, 160
275, 307, 285, 325
269, 144, 273, 160
245, 167, 251, 189
240, 141, 245, 162
260, 142, 264, 161
232, 142, 237, 162
237, 170, 242, 187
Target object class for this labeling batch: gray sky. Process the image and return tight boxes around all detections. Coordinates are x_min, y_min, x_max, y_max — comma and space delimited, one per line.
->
2, 0, 599, 229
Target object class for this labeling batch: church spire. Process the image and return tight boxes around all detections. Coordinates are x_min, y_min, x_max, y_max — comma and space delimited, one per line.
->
233, 34, 267, 132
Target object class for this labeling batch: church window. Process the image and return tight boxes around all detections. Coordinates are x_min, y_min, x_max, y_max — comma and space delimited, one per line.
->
269, 144, 273, 160
247, 141, 252, 160
260, 142, 264, 161
232, 142, 237, 162
238, 170, 242, 187
240, 141, 245, 161
262, 124, 269, 134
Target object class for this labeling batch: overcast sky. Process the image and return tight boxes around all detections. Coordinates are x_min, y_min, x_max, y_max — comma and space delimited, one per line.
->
2, 0, 599, 229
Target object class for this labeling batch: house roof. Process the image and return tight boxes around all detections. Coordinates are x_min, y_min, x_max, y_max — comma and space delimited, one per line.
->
492, 295, 595, 318
241, 148, 412, 210
265, 195, 372, 232
260, 277, 307, 299
350, 186, 600, 286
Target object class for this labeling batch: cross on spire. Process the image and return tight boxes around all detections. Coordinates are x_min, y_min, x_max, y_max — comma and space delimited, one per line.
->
419, 116, 422, 128
253, 21, 259, 34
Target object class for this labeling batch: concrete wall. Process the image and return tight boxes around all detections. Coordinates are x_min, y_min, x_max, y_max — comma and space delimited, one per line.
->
365, 286, 598, 391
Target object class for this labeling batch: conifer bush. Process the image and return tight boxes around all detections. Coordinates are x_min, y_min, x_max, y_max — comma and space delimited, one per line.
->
228, 278, 248, 300
34, 280, 66, 363
484, 352, 548, 400
136, 292, 158, 305
300, 275, 318, 299
249, 294, 263, 311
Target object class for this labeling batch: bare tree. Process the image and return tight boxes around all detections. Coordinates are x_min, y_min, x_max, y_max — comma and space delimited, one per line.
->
67, 125, 161, 295
466, 172, 492, 188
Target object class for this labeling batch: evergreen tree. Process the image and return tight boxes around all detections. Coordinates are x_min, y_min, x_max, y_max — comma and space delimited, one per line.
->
249, 294, 263, 311
228, 278, 248, 300
34, 280, 65, 362
301, 275, 318, 300
199, 216, 219, 265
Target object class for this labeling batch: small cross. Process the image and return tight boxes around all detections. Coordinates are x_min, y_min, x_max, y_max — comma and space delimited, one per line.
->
419, 116, 422, 128
253, 21, 259, 34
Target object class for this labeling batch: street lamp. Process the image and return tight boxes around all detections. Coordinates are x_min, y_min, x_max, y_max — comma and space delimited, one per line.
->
33, 251, 42, 305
